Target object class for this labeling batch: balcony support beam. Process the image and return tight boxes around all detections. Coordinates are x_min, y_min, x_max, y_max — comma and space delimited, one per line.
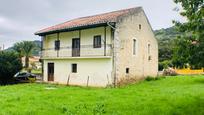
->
57, 33, 59, 57
104, 26, 106, 56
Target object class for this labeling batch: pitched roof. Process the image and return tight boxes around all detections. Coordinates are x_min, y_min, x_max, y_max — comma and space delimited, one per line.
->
35, 7, 141, 35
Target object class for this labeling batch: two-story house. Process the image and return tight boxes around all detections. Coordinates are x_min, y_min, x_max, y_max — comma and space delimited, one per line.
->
35, 7, 158, 87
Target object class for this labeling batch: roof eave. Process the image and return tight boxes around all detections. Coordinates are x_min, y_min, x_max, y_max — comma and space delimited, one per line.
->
35, 22, 115, 36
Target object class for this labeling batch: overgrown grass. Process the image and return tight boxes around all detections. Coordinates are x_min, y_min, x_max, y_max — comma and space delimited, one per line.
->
0, 75, 204, 115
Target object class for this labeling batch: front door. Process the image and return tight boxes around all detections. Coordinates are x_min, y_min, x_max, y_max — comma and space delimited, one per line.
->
72, 38, 80, 57
48, 63, 54, 81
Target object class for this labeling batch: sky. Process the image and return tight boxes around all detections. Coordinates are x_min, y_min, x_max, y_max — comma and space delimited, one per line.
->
0, 0, 185, 48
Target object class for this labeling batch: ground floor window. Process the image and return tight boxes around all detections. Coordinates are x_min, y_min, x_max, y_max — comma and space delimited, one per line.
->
126, 68, 129, 74
72, 64, 77, 73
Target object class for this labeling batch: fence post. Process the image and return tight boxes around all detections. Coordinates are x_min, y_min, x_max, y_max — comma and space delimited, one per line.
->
107, 74, 109, 85
67, 73, 71, 86
86, 76, 89, 87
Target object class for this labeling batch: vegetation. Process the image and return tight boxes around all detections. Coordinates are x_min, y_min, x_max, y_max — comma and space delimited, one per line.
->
0, 76, 204, 114
0, 51, 22, 85
7, 40, 41, 56
173, 0, 204, 69
13, 41, 36, 69
154, 26, 180, 70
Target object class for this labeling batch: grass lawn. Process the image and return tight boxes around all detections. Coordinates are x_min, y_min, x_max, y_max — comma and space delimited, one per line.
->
0, 75, 204, 115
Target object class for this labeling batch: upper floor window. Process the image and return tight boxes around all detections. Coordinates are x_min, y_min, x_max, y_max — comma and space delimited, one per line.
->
133, 39, 137, 55
55, 40, 60, 50
139, 24, 142, 30
93, 35, 101, 48
148, 44, 151, 54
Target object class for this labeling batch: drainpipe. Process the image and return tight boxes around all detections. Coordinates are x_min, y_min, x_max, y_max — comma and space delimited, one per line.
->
107, 22, 117, 87
41, 36, 44, 82
104, 26, 106, 56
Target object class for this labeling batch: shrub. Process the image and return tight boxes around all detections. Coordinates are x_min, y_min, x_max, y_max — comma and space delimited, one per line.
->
159, 60, 173, 71
145, 76, 164, 81
0, 51, 22, 85
145, 76, 155, 81
163, 68, 177, 76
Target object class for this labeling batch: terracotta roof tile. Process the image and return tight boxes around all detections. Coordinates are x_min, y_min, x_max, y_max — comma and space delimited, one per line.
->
35, 7, 141, 35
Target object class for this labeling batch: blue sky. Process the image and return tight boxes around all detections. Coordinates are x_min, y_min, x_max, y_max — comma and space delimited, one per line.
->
0, 0, 185, 48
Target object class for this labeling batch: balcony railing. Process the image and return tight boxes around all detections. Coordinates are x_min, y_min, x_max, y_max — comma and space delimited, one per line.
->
41, 44, 112, 58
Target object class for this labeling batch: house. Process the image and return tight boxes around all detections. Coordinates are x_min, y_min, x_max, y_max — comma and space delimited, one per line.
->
21, 56, 41, 69
35, 7, 158, 87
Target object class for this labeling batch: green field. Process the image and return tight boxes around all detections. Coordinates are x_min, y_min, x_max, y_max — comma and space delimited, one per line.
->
0, 75, 204, 115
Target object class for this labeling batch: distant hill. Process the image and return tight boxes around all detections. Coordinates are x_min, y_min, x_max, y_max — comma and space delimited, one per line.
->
32, 40, 41, 56
6, 40, 41, 56
154, 26, 182, 62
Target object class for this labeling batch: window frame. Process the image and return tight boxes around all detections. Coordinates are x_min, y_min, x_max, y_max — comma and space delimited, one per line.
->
126, 68, 129, 74
148, 43, 150, 54
71, 64, 77, 73
93, 35, 102, 48
55, 40, 60, 50
139, 24, 142, 30
133, 39, 137, 55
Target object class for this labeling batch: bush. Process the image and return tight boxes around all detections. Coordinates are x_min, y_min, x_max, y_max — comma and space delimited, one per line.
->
163, 68, 177, 76
145, 76, 155, 81
0, 51, 22, 85
159, 60, 173, 71
145, 76, 164, 81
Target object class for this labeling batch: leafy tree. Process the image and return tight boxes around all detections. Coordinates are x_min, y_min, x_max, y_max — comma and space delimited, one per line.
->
13, 42, 24, 60
0, 51, 22, 85
173, 0, 204, 68
13, 41, 36, 69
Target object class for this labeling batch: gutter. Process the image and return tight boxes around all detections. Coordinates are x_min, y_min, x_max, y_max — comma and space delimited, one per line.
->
107, 22, 117, 87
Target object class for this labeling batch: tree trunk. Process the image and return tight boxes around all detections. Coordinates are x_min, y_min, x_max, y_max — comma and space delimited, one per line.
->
25, 56, 29, 68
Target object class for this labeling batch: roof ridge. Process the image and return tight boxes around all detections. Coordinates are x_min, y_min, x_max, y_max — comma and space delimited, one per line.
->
35, 6, 142, 35
57, 7, 141, 25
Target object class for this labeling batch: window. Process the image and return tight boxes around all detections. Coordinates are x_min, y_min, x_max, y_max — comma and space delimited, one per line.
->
93, 35, 101, 48
55, 40, 60, 50
72, 64, 77, 73
133, 39, 136, 55
126, 68, 129, 74
139, 24, 142, 30
148, 44, 150, 54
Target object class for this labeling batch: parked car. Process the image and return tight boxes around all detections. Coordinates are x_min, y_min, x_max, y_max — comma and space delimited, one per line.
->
14, 72, 36, 83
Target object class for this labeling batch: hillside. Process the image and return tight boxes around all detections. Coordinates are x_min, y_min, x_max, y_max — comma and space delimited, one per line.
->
154, 26, 181, 62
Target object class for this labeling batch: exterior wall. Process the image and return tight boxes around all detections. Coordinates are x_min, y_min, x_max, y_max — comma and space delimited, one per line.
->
115, 8, 158, 81
42, 26, 112, 57
40, 8, 158, 87
43, 58, 112, 87
42, 26, 113, 87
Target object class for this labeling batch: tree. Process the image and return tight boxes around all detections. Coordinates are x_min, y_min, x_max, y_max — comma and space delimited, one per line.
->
173, 0, 204, 68
13, 42, 24, 61
13, 41, 36, 69
0, 51, 22, 85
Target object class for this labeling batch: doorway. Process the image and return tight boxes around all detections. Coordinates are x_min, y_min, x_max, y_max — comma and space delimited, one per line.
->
72, 38, 80, 57
48, 63, 54, 81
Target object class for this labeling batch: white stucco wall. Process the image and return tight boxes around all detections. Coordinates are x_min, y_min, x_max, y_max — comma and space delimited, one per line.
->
42, 26, 113, 87
43, 58, 112, 87
42, 26, 112, 57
